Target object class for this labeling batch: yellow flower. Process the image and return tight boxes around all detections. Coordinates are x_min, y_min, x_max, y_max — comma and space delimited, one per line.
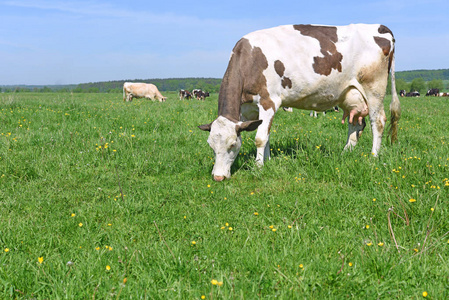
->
95, 247, 100, 251
365, 225, 370, 229
225, 223, 229, 227
38, 257, 44, 264
217, 281, 223, 286
378, 242, 384, 246
288, 225, 292, 229
372, 198, 376, 202
348, 262, 353, 267
409, 198, 417, 203
366, 242, 373, 246
191, 241, 196, 245
272, 228, 277, 232
78, 223, 83, 227
422, 291, 428, 297
106, 265, 111, 271
228, 227, 233, 231
299, 264, 304, 269
211, 279, 218, 285
201, 296, 206, 299
4, 248, 9, 252
269, 225, 274, 229
414, 248, 419, 252
254, 212, 259, 216
71, 213, 75, 217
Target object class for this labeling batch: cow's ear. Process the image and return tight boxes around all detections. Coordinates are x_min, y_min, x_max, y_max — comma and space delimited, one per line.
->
237, 120, 263, 133
198, 123, 212, 132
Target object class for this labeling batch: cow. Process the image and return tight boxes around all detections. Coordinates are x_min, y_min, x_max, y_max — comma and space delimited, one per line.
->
406, 91, 420, 97
426, 88, 439, 96
197, 91, 210, 101
179, 89, 192, 100
192, 89, 202, 99
400, 90, 406, 97
440, 92, 449, 97
198, 23, 400, 181
123, 82, 167, 102
310, 106, 340, 117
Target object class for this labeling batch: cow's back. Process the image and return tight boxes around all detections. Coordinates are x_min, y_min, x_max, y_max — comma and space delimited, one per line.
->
238, 24, 394, 110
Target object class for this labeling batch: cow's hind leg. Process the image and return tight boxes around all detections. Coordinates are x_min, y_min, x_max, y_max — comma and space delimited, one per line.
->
344, 119, 366, 151
369, 101, 387, 156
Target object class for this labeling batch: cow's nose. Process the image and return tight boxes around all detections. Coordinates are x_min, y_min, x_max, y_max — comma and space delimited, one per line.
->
213, 175, 225, 182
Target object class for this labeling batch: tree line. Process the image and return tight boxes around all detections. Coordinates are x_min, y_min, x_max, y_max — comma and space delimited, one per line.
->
1, 70, 449, 94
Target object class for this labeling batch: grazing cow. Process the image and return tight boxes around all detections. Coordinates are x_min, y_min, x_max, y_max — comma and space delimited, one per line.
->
406, 91, 420, 97
197, 91, 210, 101
310, 106, 340, 117
123, 82, 166, 102
440, 92, 449, 97
198, 23, 400, 181
192, 89, 202, 99
426, 88, 439, 96
179, 89, 192, 100
400, 90, 406, 97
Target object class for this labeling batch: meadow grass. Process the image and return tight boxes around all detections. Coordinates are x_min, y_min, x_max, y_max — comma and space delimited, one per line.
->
0, 92, 448, 299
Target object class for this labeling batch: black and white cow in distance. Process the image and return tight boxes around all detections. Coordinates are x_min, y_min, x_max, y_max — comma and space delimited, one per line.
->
198, 24, 401, 181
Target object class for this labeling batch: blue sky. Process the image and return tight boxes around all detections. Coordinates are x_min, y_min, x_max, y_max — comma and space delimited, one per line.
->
1, 0, 448, 85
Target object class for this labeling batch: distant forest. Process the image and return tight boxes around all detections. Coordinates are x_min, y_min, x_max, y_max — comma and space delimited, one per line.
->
1, 69, 449, 93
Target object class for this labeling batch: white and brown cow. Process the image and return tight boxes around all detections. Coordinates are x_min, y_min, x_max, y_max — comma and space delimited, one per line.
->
199, 24, 401, 181
123, 82, 167, 102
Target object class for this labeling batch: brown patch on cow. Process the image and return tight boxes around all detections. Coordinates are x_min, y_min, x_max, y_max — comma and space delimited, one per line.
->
374, 36, 391, 56
378, 25, 394, 38
274, 60, 293, 89
293, 24, 343, 76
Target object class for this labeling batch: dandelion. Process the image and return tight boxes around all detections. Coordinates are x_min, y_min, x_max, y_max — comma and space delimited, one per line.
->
348, 262, 353, 267
272, 228, 277, 232
4, 248, 9, 252
106, 265, 111, 271
422, 291, 428, 297
211, 279, 218, 285
288, 225, 292, 229
269, 225, 274, 229
372, 198, 376, 202
366, 242, 373, 246
71, 213, 76, 217
38, 257, 44, 264
409, 198, 416, 203
201, 296, 206, 299
299, 264, 304, 269
378, 242, 384, 247
365, 225, 370, 229
414, 248, 419, 252
123, 278, 127, 284
191, 241, 196, 245
254, 212, 259, 216
78, 223, 83, 227
228, 227, 233, 231
95, 247, 100, 251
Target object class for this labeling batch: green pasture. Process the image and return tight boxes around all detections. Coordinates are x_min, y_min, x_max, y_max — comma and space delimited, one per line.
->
0, 92, 448, 299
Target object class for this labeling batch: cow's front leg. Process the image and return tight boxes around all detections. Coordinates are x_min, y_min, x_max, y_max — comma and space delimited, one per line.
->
254, 107, 275, 166
344, 118, 366, 151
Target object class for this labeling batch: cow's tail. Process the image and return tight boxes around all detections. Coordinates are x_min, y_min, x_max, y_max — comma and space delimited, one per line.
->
388, 49, 401, 144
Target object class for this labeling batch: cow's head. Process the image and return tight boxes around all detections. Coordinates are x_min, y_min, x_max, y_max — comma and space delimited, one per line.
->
198, 116, 262, 181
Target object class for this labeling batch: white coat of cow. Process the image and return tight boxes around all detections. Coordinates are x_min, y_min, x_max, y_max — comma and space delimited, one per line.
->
199, 23, 401, 181
123, 82, 167, 102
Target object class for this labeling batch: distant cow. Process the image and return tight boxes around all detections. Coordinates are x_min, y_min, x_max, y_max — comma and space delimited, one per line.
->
400, 90, 406, 97
197, 91, 210, 101
406, 91, 420, 97
426, 88, 439, 96
310, 106, 339, 117
199, 23, 400, 181
192, 89, 202, 99
179, 89, 192, 100
440, 92, 449, 97
123, 82, 166, 102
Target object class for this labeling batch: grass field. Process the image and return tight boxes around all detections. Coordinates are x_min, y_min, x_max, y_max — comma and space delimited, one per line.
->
0, 92, 448, 299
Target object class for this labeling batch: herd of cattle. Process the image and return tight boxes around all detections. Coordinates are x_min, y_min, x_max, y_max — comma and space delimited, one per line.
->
121, 23, 447, 181
400, 88, 449, 97
122, 82, 210, 102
